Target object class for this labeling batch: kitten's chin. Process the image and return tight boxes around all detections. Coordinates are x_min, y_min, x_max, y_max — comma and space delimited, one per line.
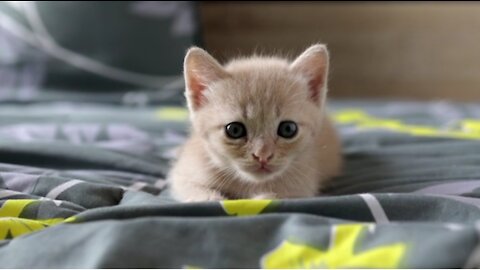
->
236, 165, 286, 183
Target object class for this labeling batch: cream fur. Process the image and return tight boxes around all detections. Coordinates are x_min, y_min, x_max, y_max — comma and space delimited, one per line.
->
168, 44, 343, 202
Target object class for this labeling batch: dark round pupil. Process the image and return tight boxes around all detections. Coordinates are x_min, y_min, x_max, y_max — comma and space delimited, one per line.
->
231, 126, 240, 135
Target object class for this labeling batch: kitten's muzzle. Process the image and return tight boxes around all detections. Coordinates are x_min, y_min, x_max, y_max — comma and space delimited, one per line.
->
252, 153, 274, 166
252, 153, 274, 174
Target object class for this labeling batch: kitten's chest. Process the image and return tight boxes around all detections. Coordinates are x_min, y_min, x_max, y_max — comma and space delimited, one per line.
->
217, 181, 271, 199
210, 172, 315, 199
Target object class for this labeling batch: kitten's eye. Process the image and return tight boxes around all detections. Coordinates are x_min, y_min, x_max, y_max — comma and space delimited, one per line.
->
225, 122, 247, 139
277, 121, 298, 139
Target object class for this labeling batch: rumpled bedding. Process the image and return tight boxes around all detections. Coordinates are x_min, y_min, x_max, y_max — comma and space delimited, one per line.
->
1, 100, 480, 268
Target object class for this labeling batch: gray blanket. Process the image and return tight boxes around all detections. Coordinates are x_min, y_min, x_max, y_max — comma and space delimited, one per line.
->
1, 100, 480, 268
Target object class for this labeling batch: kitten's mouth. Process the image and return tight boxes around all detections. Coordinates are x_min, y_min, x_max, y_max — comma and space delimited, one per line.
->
238, 163, 286, 182
257, 165, 272, 173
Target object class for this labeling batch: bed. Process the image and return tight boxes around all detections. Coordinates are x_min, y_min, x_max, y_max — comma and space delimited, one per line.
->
1, 2, 480, 269
1, 100, 480, 268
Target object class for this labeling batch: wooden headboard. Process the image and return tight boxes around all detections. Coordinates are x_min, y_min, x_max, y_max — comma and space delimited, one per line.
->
199, 2, 480, 101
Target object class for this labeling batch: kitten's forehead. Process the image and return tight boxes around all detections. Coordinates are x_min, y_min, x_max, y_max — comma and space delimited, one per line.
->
223, 59, 304, 100
199, 57, 316, 134
220, 72, 300, 114
206, 64, 308, 127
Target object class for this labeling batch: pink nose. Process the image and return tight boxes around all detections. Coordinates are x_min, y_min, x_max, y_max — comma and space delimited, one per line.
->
252, 153, 274, 165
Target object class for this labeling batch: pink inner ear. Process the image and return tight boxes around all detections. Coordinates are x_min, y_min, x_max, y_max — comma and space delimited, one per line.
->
291, 45, 329, 105
188, 74, 205, 109
308, 74, 325, 103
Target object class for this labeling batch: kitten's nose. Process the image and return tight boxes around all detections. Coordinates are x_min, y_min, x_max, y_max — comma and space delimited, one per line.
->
252, 153, 274, 165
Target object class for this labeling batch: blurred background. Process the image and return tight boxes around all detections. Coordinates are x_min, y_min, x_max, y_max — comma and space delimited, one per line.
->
1, 1, 479, 104
200, 2, 480, 102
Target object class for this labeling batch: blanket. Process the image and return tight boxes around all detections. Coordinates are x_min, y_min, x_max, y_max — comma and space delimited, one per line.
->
1, 100, 480, 268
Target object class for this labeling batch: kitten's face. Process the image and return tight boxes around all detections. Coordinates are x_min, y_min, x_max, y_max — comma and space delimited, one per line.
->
197, 68, 320, 182
184, 45, 329, 183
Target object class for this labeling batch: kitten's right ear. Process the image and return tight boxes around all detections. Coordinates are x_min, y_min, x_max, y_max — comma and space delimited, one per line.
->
184, 47, 228, 111
290, 44, 329, 107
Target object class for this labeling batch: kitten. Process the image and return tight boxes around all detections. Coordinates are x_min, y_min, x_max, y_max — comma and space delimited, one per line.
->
168, 44, 342, 202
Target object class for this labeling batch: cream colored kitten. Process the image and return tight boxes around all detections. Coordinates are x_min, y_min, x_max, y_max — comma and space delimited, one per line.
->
168, 44, 342, 202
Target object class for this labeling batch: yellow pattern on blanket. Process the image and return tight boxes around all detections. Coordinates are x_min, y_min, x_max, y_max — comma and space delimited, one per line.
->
221, 199, 274, 216
334, 109, 480, 140
0, 199, 74, 240
262, 223, 406, 269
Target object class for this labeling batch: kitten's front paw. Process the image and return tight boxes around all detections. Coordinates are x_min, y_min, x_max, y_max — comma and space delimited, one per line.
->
183, 190, 226, 202
252, 192, 278, 200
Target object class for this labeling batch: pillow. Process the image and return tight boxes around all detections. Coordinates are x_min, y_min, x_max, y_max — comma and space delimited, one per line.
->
0, 1, 201, 104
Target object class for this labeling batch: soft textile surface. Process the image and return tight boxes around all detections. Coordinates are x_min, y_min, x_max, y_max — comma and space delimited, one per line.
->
1, 100, 480, 268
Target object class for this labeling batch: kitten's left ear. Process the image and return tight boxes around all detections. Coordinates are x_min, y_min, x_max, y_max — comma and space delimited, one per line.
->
184, 47, 229, 112
290, 44, 329, 106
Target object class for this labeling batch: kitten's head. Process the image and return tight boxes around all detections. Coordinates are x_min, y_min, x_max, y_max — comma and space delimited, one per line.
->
183, 44, 329, 182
